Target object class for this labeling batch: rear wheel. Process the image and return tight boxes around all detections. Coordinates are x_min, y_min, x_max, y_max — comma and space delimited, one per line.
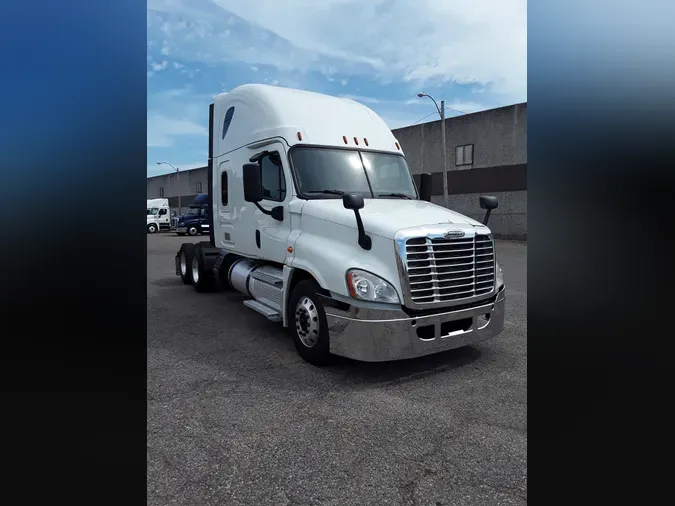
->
178, 244, 194, 285
289, 279, 331, 366
191, 247, 215, 293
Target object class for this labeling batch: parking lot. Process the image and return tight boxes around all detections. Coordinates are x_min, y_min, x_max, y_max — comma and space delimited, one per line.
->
147, 233, 527, 505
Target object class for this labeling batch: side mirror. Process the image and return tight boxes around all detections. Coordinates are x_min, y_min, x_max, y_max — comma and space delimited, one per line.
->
479, 195, 498, 225
342, 193, 370, 250
419, 173, 433, 202
342, 193, 364, 210
243, 163, 263, 203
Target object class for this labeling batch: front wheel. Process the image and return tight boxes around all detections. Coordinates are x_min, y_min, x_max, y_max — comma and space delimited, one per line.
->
288, 279, 331, 366
187, 225, 198, 236
147, 223, 158, 234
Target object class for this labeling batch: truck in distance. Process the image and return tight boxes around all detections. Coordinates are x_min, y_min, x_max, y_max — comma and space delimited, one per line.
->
173, 193, 210, 237
175, 84, 505, 366
147, 198, 170, 233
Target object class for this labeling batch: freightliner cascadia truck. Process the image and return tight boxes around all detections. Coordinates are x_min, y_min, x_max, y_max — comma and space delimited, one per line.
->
175, 84, 505, 366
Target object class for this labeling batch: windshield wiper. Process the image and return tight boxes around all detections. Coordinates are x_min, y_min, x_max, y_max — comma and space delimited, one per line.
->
306, 190, 345, 196
378, 192, 412, 199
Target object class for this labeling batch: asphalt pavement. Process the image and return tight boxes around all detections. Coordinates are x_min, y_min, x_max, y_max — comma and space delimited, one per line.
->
147, 233, 527, 505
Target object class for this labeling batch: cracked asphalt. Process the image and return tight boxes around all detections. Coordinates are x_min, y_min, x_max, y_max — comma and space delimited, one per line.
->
147, 234, 527, 505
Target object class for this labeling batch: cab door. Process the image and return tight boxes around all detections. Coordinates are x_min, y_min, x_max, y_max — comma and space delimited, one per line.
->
253, 143, 293, 264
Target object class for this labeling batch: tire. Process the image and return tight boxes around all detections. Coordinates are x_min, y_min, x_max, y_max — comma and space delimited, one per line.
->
147, 223, 158, 234
187, 225, 198, 236
191, 247, 215, 293
288, 279, 331, 366
178, 244, 195, 285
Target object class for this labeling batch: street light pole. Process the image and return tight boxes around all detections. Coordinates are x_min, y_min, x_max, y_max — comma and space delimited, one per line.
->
440, 99, 448, 209
417, 93, 449, 208
157, 161, 181, 214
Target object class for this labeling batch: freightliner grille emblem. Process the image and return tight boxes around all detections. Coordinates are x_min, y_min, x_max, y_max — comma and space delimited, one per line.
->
443, 230, 465, 239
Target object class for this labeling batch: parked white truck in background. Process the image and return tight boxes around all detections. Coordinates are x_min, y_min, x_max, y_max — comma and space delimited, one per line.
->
175, 84, 505, 365
147, 198, 170, 233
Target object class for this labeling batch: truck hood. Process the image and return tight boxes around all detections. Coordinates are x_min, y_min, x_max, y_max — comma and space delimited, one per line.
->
300, 199, 483, 238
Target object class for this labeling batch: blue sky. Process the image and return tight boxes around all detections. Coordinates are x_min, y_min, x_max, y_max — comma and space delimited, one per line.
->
147, 0, 527, 177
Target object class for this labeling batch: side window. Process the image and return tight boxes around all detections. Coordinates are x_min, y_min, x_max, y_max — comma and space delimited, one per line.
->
221, 171, 228, 206
222, 106, 235, 140
455, 144, 474, 166
260, 153, 286, 202
158, 208, 167, 216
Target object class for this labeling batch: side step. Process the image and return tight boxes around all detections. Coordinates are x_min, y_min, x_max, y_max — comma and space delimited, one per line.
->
243, 299, 282, 323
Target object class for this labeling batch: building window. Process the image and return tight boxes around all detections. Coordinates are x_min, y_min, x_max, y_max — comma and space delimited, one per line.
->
222, 106, 235, 140
221, 171, 228, 206
455, 144, 474, 166
260, 152, 286, 202
196, 181, 202, 193
159, 187, 164, 197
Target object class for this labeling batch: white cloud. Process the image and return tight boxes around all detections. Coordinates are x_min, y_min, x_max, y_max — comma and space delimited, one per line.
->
147, 113, 207, 147
150, 60, 169, 71
147, 0, 526, 101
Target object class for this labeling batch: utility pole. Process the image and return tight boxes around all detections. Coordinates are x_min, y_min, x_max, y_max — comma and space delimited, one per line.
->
417, 93, 449, 208
157, 161, 181, 214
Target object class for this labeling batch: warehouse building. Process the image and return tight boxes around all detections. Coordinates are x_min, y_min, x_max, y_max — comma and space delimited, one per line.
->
147, 102, 527, 239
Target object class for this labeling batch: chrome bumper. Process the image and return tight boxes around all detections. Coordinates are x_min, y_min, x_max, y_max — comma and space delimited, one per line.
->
324, 286, 506, 362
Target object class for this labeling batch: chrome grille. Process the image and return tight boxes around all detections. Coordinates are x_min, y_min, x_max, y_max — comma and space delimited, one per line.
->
404, 234, 495, 304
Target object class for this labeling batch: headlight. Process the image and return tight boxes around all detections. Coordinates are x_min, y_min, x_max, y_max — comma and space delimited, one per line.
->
346, 269, 400, 304
496, 261, 504, 289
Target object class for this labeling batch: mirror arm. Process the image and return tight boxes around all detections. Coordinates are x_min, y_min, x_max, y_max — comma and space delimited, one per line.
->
253, 202, 283, 222
482, 209, 492, 225
253, 202, 272, 216
352, 210, 372, 250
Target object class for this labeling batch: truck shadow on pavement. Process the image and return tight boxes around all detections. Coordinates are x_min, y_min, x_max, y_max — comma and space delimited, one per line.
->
150, 286, 485, 389
324, 346, 482, 385
250, 310, 484, 386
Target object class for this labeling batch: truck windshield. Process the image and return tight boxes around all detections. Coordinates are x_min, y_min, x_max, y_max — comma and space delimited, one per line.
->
147, 208, 159, 215
290, 147, 417, 199
186, 208, 199, 216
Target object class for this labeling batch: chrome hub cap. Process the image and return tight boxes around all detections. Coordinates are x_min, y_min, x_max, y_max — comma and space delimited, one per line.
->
295, 297, 320, 348
191, 255, 199, 283
180, 252, 187, 276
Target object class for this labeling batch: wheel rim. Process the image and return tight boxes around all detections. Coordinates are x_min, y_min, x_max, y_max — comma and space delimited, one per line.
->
295, 297, 320, 348
148, 224, 156, 233
189, 227, 197, 235
180, 252, 187, 276
191, 255, 199, 283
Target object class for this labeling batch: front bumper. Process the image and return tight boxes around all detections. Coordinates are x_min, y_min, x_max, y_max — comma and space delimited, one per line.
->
323, 286, 506, 362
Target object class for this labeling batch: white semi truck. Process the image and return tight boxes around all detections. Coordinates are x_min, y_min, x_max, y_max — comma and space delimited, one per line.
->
175, 84, 505, 365
147, 198, 170, 233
